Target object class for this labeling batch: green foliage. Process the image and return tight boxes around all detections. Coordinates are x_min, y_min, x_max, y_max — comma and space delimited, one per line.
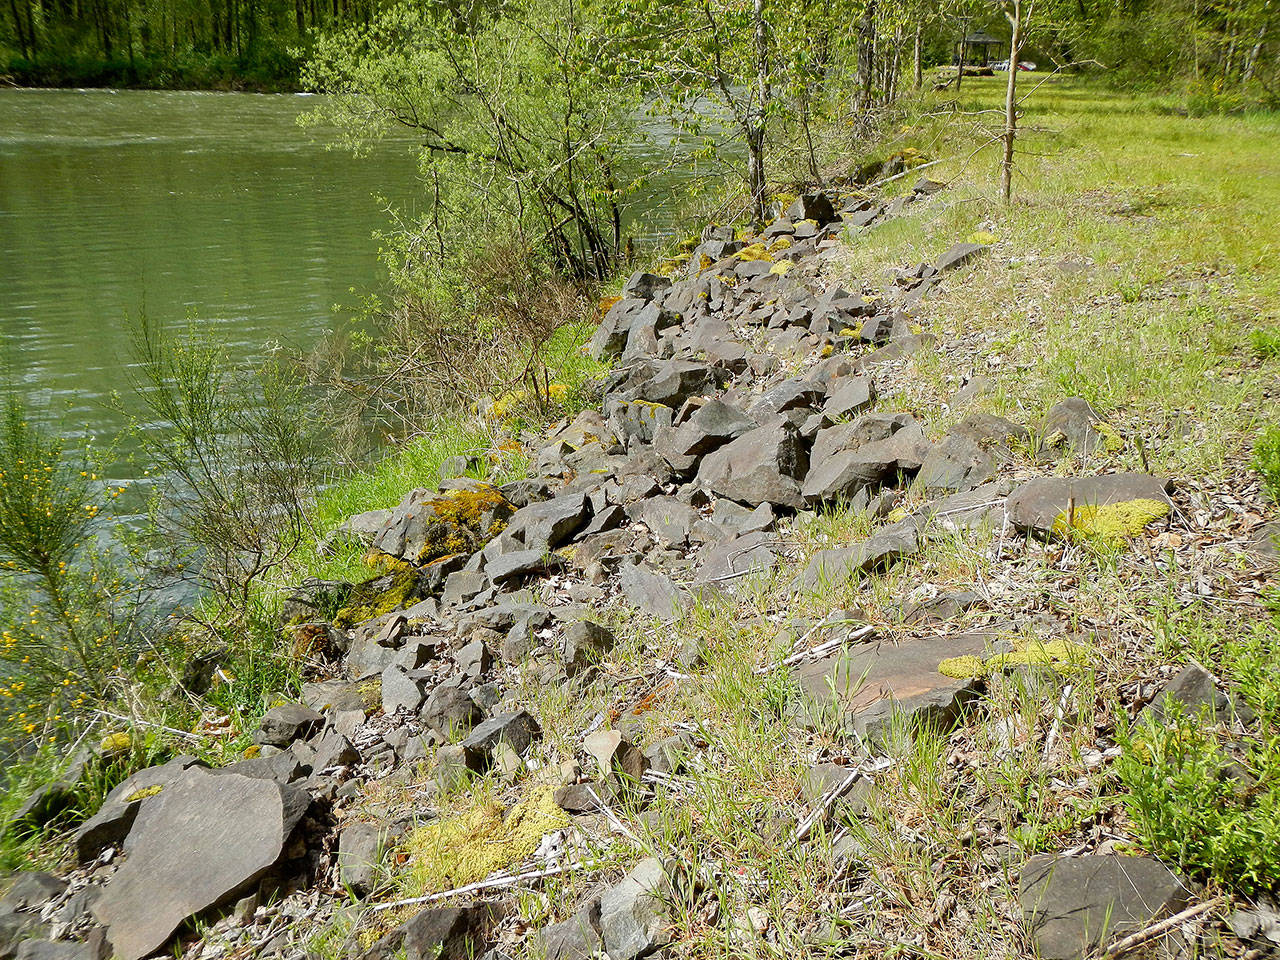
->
1249, 327, 1280, 359
1253, 425, 1280, 500
1115, 624, 1280, 894
128, 316, 324, 623
301, 0, 638, 280
0, 397, 126, 741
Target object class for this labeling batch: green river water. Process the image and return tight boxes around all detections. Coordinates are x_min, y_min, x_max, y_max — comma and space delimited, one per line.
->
0, 88, 423, 480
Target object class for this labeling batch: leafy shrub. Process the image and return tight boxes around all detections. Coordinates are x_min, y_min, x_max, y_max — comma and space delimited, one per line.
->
1115, 626, 1280, 893
1253, 425, 1280, 499
0, 398, 125, 742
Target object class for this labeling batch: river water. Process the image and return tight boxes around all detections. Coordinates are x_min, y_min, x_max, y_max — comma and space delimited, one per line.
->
0, 88, 424, 471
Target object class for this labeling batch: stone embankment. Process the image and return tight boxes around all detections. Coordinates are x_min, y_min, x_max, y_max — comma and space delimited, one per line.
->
3, 182, 1264, 960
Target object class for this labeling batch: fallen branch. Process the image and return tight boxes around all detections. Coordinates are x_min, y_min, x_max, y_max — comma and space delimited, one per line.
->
371, 859, 603, 913
754, 624, 876, 675
93, 708, 203, 743
1099, 896, 1225, 959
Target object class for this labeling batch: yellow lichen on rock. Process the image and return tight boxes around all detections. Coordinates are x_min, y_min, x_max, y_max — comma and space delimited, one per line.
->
937, 655, 985, 679
401, 786, 569, 896
769, 260, 795, 276
99, 731, 131, 756
734, 243, 774, 263
938, 639, 1091, 679
1052, 498, 1170, 542
123, 784, 164, 803
334, 569, 419, 628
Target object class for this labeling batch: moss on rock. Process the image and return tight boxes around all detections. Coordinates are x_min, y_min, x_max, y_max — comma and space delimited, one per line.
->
333, 568, 421, 628
1052, 497, 1170, 542
401, 785, 568, 896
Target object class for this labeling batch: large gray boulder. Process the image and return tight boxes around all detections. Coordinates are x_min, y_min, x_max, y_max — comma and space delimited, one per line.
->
1020, 854, 1191, 960
92, 768, 309, 960
74, 755, 204, 863
698, 420, 808, 509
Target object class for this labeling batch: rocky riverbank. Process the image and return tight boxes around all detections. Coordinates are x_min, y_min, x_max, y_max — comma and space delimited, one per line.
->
5, 178, 1278, 960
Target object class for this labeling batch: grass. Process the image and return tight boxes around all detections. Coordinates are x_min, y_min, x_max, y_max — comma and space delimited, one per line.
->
8, 75, 1280, 955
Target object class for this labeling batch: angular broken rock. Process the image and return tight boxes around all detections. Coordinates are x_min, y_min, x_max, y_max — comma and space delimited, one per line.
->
372, 484, 515, 565
422, 684, 484, 738
796, 522, 919, 590
620, 564, 690, 621
913, 434, 994, 495
1005, 473, 1173, 537
935, 240, 987, 273
93, 768, 309, 960
652, 399, 755, 473
698, 531, 778, 586
801, 421, 930, 504
697, 420, 808, 509
562, 620, 616, 674
1020, 854, 1191, 960
461, 710, 541, 759
338, 821, 389, 897
795, 630, 997, 739
254, 703, 323, 747
1041, 397, 1106, 455
599, 858, 674, 960
534, 898, 604, 960
823, 376, 876, 420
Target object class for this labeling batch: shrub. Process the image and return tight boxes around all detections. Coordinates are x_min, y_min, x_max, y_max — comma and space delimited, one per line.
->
0, 398, 125, 742
1253, 425, 1280, 499
1114, 625, 1280, 893
129, 317, 325, 624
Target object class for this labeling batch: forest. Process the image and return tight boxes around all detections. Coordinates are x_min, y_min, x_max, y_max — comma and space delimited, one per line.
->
0, 0, 1277, 93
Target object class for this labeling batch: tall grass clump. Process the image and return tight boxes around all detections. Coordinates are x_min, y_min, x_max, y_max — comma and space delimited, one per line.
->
0, 397, 125, 745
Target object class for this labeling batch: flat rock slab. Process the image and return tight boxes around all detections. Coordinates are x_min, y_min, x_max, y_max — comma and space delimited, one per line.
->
796, 631, 998, 738
1021, 854, 1192, 960
1006, 473, 1173, 537
93, 768, 308, 960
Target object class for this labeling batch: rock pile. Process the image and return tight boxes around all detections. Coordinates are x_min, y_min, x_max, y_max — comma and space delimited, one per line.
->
4, 183, 1217, 960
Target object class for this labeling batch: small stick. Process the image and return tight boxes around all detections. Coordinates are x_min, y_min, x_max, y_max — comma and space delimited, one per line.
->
787, 770, 862, 848
755, 625, 877, 675
1099, 896, 1224, 959
93, 708, 203, 743
586, 785, 641, 844
371, 859, 601, 913
1042, 683, 1074, 762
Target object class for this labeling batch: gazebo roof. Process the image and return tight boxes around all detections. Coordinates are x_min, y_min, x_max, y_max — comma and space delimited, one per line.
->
964, 30, 1002, 45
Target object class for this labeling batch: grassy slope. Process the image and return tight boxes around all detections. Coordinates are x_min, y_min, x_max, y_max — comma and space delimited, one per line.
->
438, 78, 1280, 958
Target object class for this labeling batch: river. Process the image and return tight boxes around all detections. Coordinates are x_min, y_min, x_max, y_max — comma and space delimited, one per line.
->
0, 88, 423, 478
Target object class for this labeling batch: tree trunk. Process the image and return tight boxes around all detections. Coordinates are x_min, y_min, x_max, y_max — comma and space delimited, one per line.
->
1243, 1, 1271, 81
1001, 2, 1024, 202
749, 0, 770, 227
855, 0, 877, 111
913, 23, 922, 90
9, 0, 30, 58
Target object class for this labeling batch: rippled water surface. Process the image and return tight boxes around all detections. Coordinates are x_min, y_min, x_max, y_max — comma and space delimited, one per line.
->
0, 88, 422, 461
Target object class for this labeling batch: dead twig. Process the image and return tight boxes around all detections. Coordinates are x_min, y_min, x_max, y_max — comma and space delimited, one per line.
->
1099, 896, 1225, 959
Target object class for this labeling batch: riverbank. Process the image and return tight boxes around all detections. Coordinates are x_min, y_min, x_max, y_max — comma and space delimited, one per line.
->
3, 76, 1279, 960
